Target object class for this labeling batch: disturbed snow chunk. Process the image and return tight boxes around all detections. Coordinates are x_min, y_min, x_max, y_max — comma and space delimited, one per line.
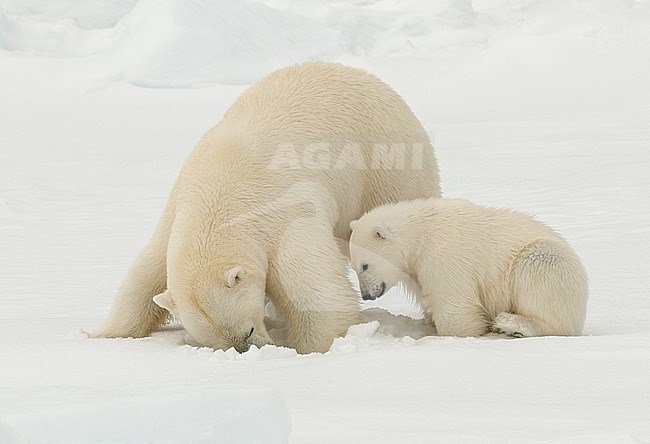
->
347, 321, 381, 338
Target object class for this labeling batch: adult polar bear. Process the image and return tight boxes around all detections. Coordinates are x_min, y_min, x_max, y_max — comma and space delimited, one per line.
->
94, 62, 440, 353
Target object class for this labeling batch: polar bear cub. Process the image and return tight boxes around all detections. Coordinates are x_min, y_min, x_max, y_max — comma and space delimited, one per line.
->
349, 198, 588, 337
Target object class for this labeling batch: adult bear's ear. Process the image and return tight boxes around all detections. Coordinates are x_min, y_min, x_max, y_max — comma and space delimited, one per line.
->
153, 290, 175, 313
350, 220, 358, 232
225, 266, 245, 288
373, 226, 389, 239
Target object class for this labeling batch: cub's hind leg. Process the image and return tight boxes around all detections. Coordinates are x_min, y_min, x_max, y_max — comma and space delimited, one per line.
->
505, 239, 588, 336
491, 312, 542, 338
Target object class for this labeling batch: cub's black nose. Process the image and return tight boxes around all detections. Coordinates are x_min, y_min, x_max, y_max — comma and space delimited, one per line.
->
361, 292, 376, 301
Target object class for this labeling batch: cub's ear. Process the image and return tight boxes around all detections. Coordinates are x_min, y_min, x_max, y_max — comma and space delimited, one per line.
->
225, 266, 245, 288
373, 225, 390, 240
153, 290, 175, 313
349, 220, 358, 232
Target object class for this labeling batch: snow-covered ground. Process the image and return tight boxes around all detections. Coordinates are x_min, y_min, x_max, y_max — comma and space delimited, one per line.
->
1, 1, 649, 442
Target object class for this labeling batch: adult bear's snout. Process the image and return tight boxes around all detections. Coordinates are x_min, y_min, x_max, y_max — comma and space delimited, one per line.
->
361, 282, 385, 300
233, 342, 251, 353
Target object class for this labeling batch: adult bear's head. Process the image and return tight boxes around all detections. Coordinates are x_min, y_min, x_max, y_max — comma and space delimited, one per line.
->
153, 263, 273, 352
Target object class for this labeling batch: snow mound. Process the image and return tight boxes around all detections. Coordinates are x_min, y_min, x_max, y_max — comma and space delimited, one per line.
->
110, 0, 343, 87
257, 0, 502, 57
4, 389, 291, 444
2, 0, 649, 91
0, 0, 342, 86
0, 0, 138, 29
0, 1, 133, 55
0, 0, 495, 59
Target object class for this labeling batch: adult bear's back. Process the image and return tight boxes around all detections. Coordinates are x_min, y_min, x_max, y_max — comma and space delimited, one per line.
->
220, 62, 440, 207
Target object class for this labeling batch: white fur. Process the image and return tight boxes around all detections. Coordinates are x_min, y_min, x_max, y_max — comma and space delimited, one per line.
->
349, 198, 588, 337
93, 62, 441, 353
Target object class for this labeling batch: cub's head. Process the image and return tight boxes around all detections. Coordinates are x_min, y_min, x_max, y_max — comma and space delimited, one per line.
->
153, 263, 273, 353
349, 208, 409, 301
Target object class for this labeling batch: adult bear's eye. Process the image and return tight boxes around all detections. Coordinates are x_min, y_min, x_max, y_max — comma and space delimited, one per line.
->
362, 263, 369, 271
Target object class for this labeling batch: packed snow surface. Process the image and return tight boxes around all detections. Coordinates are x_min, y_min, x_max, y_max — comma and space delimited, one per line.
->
1, 0, 649, 442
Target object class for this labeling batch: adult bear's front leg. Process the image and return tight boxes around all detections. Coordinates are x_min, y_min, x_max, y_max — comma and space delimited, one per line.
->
267, 218, 361, 354
92, 197, 175, 339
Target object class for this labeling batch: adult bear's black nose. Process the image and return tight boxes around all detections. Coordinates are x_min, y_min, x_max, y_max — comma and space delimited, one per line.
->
233, 340, 251, 353
361, 292, 376, 301
232, 327, 255, 353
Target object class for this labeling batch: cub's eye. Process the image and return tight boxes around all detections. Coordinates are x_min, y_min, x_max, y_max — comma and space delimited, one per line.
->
361, 263, 368, 271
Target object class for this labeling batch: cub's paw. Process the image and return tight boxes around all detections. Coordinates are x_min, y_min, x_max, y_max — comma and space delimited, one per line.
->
491, 312, 537, 338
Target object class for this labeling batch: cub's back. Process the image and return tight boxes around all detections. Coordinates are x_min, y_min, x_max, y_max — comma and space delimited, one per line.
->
429, 198, 562, 246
